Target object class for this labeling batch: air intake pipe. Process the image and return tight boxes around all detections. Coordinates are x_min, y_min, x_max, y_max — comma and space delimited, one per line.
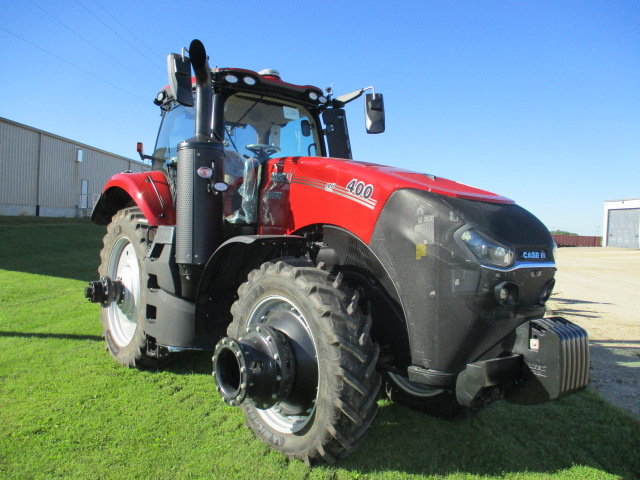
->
175, 39, 225, 299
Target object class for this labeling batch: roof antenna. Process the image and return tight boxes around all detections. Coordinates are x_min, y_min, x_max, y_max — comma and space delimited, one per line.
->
325, 82, 333, 100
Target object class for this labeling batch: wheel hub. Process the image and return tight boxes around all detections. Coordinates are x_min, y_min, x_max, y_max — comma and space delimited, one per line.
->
117, 265, 136, 319
213, 295, 320, 433
104, 238, 141, 347
213, 325, 296, 409
84, 276, 124, 307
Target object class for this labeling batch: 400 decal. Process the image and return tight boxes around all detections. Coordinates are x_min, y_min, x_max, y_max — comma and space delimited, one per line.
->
290, 175, 377, 209
346, 179, 374, 199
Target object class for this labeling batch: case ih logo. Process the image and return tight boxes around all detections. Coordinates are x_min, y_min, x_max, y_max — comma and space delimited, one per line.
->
520, 250, 548, 260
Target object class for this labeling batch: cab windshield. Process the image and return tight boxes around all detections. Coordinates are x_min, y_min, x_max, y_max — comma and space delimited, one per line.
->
223, 93, 321, 160
153, 93, 322, 167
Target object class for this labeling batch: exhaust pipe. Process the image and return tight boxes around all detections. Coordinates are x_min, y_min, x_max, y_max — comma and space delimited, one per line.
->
189, 39, 213, 139
175, 39, 225, 299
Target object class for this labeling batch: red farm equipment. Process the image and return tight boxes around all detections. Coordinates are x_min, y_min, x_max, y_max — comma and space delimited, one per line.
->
85, 40, 589, 464
552, 235, 602, 247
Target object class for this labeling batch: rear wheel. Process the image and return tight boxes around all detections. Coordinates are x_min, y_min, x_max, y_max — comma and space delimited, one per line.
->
98, 207, 159, 368
224, 259, 381, 464
383, 372, 461, 418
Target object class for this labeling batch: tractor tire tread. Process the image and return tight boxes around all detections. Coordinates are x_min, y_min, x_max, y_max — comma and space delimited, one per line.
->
227, 257, 380, 464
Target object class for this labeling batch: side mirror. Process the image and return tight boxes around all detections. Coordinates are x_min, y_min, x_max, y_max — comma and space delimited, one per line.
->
300, 119, 311, 137
167, 53, 194, 107
136, 142, 154, 162
365, 93, 385, 134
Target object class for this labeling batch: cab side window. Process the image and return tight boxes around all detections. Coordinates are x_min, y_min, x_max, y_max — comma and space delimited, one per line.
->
153, 105, 195, 169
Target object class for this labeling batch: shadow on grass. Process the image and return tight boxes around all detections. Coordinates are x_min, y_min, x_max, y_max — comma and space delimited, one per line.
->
0, 331, 103, 342
154, 350, 640, 478
161, 351, 214, 375
0, 217, 105, 282
342, 393, 640, 479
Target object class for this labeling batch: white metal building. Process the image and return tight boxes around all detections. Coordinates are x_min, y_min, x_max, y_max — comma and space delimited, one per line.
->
0, 117, 149, 218
603, 198, 640, 249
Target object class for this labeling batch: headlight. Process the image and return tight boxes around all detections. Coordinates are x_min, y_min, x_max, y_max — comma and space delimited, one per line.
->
460, 228, 514, 268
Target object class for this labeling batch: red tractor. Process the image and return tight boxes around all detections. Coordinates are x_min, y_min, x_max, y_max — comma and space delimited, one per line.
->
86, 40, 589, 464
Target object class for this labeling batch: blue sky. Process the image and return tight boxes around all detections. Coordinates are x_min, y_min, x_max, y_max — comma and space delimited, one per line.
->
1, 1, 638, 235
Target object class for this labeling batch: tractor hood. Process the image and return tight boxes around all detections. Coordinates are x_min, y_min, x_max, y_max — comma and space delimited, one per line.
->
348, 161, 513, 204
260, 156, 514, 243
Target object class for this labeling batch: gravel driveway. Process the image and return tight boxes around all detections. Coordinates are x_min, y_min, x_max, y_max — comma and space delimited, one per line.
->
546, 247, 640, 419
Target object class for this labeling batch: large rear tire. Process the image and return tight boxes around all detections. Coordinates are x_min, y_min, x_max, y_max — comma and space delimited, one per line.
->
98, 207, 158, 368
226, 259, 381, 464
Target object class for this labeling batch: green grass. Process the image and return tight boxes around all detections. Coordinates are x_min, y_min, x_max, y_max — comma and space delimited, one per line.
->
1, 217, 639, 480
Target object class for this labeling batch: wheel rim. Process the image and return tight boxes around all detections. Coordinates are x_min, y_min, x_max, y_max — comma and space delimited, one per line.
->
387, 371, 443, 397
105, 236, 140, 347
247, 295, 319, 434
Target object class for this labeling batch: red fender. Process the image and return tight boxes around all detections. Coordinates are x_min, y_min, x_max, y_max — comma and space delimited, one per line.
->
94, 170, 175, 225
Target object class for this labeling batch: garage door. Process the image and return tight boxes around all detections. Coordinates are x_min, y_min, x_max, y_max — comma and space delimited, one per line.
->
608, 209, 640, 248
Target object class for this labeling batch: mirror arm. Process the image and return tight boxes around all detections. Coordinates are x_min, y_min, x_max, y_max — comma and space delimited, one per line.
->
333, 86, 376, 108
136, 142, 154, 162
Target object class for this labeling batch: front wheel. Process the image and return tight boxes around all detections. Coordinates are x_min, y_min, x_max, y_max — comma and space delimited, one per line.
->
222, 259, 381, 464
98, 207, 159, 368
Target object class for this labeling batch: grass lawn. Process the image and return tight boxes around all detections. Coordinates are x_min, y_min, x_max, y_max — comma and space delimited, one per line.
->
1, 217, 639, 480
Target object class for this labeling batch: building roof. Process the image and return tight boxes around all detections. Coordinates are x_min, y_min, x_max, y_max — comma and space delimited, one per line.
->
0, 116, 147, 167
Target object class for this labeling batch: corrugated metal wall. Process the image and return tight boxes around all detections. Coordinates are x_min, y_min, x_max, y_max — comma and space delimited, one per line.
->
0, 120, 40, 207
1, 117, 149, 216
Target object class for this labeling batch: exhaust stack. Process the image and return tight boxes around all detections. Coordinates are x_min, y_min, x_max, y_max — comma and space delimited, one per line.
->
174, 39, 225, 299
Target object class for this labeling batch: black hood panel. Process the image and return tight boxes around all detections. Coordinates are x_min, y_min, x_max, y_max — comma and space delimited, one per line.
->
370, 189, 555, 373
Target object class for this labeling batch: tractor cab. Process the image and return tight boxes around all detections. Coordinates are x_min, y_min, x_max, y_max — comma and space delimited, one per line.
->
153, 78, 325, 227
149, 64, 383, 238
153, 68, 327, 167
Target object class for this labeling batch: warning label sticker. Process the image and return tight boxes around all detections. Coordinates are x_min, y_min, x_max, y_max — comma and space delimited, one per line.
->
283, 106, 300, 120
